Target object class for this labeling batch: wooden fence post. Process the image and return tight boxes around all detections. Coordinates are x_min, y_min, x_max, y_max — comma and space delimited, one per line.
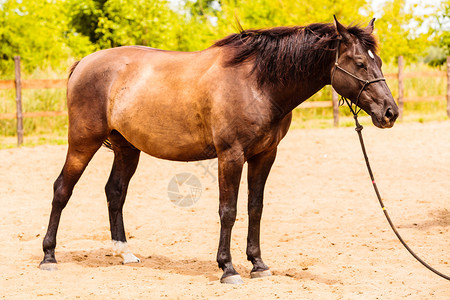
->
447, 56, 450, 118
332, 87, 339, 127
398, 56, 404, 121
14, 56, 23, 146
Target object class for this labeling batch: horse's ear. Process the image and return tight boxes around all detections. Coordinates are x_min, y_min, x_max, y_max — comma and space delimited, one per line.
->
366, 18, 375, 34
333, 15, 351, 41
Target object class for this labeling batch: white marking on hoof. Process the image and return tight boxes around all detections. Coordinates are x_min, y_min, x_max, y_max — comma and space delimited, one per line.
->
39, 263, 58, 271
250, 269, 272, 278
220, 274, 244, 284
112, 240, 140, 264
122, 252, 141, 264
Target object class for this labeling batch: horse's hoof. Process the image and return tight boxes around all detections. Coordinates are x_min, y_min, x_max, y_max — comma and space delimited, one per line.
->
220, 274, 244, 284
39, 263, 58, 271
250, 269, 272, 278
122, 253, 141, 264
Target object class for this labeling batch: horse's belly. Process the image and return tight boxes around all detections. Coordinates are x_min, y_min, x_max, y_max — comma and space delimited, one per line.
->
127, 130, 216, 161
111, 107, 215, 161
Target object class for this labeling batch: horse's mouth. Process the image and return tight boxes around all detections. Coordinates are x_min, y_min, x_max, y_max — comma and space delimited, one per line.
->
371, 113, 396, 129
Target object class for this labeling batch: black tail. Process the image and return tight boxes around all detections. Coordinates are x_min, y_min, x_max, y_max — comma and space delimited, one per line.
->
68, 61, 80, 79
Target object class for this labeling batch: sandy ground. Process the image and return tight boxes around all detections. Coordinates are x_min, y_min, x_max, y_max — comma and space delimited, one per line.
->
0, 121, 449, 299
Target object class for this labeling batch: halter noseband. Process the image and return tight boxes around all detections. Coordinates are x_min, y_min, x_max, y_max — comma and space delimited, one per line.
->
331, 39, 386, 117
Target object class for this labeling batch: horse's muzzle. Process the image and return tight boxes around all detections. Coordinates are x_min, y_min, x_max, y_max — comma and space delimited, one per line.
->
372, 105, 399, 128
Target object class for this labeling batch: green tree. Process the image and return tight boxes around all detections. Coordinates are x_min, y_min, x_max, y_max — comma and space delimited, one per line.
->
0, 0, 92, 76
217, 0, 370, 32
68, 0, 185, 50
0, 0, 444, 77
176, 0, 223, 51
375, 0, 433, 64
428, 0, 450, 66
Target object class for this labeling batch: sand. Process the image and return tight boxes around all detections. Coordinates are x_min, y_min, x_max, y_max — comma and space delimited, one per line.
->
0, 121, 449, 299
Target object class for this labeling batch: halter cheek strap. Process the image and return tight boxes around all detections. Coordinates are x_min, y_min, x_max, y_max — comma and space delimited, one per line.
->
331, 39, 386, 117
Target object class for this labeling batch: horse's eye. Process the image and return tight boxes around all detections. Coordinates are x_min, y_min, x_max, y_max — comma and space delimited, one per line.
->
356, 62, 366, 69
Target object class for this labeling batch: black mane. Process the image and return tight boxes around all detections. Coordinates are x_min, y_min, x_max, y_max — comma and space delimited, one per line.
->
214, 23, 377, 87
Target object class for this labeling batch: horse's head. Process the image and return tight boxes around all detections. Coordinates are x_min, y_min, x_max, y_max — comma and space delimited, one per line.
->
331, 17, 399, 128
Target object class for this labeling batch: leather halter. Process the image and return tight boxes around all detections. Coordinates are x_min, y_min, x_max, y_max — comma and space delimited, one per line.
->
331, 39, 386, 116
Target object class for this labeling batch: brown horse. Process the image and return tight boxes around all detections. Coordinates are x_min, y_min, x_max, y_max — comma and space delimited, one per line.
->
40, 17, 398, 284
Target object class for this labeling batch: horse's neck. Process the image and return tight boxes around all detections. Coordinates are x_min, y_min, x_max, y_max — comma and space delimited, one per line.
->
268, 75, 330, 118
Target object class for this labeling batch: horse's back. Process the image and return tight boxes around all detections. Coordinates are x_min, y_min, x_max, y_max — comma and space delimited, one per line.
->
67, 46, 224, 160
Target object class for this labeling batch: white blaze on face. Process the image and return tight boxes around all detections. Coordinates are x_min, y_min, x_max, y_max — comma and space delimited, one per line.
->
368, 50, 375, 59
112, 240, 141, 264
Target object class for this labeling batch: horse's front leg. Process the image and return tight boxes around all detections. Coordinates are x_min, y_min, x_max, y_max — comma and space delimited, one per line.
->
216, 152, 244, 284
246, 148, 277, 278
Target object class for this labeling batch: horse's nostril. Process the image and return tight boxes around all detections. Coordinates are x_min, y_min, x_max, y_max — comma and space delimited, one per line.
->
385, 107, 394, 119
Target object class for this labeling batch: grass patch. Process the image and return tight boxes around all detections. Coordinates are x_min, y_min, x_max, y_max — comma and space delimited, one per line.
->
0, 134, 67, 149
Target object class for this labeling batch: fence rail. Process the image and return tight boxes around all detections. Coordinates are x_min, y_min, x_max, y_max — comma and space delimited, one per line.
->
1, 56, 450, 146
0, 111, 67, 120
384, 71, 446, 79
0, 79, 67, 89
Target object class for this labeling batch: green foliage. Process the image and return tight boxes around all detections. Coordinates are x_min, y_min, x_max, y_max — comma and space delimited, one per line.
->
68, 0, 185, 50
374, 0, 433, 64
428, 0, 450, 66
0, 0, 447, 74
424, 46, 448, 67
0, 0, 92, 77
218, 0, 370, 29
177, 0, 223, 51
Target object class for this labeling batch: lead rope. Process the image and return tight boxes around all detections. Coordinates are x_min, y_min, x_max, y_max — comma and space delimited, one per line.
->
342, 97, 450, 281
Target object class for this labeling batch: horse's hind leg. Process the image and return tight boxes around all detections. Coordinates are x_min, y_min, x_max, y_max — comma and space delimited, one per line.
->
40, 139, 103, 270
105, 132, 141, 264
246, 148, 277, 278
